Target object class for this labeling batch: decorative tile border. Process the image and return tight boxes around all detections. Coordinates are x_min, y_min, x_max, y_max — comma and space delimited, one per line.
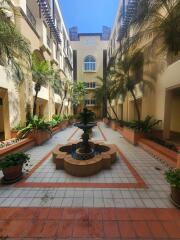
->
16, 145, 147, 189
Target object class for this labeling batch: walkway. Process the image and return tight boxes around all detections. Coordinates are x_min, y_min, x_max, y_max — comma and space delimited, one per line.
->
0, 123, 179, 239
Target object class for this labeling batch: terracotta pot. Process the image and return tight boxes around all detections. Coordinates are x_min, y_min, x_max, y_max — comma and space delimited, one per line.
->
2, 165, 23, 181
171, 186, 180, 207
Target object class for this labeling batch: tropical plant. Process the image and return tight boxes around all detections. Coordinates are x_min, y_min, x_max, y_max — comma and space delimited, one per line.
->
18, 116, 51, 139
0, 152, 30, 169
165, 168, 180, 188
72, 82, 87, 112
127, 115, 161, 133
0, 0, 30, 79
96, 72, 118, 120
131, 0, 180, 56
111, 47, 155, 121
52, 114, 63, 123
32, 53, 52, 115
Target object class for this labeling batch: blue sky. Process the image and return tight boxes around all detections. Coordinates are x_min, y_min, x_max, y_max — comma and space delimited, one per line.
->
59, 0, 119, 33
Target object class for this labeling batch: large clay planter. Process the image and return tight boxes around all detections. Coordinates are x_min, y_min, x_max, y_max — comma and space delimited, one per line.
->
171, 186, 180, 208
31, 131, 50, 145
2, 165, 23, 183
123, 127, 144, 145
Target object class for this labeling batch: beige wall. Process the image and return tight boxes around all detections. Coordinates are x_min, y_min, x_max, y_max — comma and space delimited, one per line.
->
0, 0, 73, 140
71, 35, 108, 117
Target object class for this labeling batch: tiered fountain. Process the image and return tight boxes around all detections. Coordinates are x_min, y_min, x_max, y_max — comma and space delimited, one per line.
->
52, 108, 116, 176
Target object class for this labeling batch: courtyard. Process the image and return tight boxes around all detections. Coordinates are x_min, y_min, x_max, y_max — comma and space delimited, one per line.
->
0, 123, 179, 239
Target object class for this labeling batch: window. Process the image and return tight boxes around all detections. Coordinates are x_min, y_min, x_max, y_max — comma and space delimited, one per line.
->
84, 82, 96, 89
26, 6, 36, 29
85, 99, 96, 105
84, 56, 96, 71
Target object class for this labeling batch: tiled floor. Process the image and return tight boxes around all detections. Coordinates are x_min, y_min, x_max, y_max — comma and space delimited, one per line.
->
0, 122, 179, 239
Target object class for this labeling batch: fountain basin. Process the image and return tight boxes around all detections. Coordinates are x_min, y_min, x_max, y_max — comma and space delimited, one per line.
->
52, 142, 117, 177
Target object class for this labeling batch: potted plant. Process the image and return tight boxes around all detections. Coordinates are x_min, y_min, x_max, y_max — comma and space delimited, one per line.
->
165, 168, 180, 208
0, 152, 30, 184
18, 116, 52, 145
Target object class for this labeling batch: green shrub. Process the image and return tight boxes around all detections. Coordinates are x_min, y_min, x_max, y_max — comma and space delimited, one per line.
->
18, 116, 51, 139
0, 152, 30, 169
49, 119, 58, 128
127, 116, 161, 133
52, 114, 63, 123
165, 168, 180, 188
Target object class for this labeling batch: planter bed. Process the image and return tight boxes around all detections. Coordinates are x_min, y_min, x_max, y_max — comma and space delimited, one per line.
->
138, 138, 179, 168
122, 127, 144, 145
0, 138, 35, 158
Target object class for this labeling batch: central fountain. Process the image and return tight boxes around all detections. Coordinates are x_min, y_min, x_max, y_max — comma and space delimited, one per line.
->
52, 108, 117, 176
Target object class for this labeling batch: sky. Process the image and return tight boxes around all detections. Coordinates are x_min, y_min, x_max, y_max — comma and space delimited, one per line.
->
59, 0, 119, 33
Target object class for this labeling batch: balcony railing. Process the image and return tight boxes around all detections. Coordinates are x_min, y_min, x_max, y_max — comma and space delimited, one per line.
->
26, 6, 36, 29
37, 0, 61, 43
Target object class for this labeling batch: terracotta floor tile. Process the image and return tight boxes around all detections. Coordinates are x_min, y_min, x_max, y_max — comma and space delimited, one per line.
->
62, 208, 77, 220
102, 208, 117, 220
0, 208, 19, 220
11, 207, 37, 220
155, 208, 175, 221
162, 221, 180, 239
47, 208, 64, 220
26, 220, 45, 238
132, 221, 152, 239
115, 208, 129, 220
88, 208, 103, 220
2, 220, 33, 238
40, 221, 59, 238
73, 220, 89, 237
103, 221, 120, 238
75, 208, 89, 221
118, 221, 136, 238
89, 221, 104, 238
57, 220, 74, 238
147, 221, 169, 239
128, 208, 156, 221
168, 208, 180, 220
33, 208, 50, 220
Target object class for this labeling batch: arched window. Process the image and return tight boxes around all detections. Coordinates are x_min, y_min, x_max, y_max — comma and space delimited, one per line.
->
84, 56, 96, 71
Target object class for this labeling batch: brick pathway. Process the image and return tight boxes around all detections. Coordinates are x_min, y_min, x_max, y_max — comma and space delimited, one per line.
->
0, 123, 179, 239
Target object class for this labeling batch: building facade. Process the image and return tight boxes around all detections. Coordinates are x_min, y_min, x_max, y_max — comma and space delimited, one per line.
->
0, 0, 73, 140
107, 0, 180, 141
70, 27, 110, 118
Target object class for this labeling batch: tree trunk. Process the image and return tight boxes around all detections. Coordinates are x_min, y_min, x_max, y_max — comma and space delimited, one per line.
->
130, 90, 140, 121
108, 99, 119, 120
107, 109, 111, 118
33, 90, 39, 116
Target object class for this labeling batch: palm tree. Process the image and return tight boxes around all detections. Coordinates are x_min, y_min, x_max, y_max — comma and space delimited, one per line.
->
111, 49, 154, 121
131, 0, 180, 56
0, 0, 30, 78
96, 73, 119, 120
32, 54, 52, 116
